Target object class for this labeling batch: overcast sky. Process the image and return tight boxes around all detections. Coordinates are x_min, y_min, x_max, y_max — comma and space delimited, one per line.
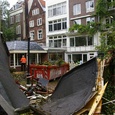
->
7, 0, 20, 8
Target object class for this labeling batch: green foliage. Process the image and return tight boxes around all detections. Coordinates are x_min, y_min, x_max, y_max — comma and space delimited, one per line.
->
0, 0, 15, 41
42, 61, 52, 66
69, 22, 101, 36
55, 58, 66, 66
102, 67, 115, 114
2, 26, 16, 41
95, 0, 108, 18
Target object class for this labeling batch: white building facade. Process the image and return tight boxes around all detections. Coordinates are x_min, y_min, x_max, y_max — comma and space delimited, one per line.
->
46, 0, 99, 64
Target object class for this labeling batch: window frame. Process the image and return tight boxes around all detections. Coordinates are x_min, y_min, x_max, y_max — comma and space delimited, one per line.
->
37, 18, 42, 26
29, 20, 34, 27
30, 31, 35, 40
86, 0, 94, 13
16, 25, 21, 34
32, 8, 39, 16
73, 4, 81, 15
38, 29, 43, 39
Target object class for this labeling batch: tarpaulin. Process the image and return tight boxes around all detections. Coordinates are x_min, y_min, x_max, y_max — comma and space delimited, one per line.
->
0, 35, 29, 110
39, 57, 98, 115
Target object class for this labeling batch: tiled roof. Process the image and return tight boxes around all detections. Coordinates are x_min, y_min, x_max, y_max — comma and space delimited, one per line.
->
6, 41, 44, 51
39, 0, 45, 8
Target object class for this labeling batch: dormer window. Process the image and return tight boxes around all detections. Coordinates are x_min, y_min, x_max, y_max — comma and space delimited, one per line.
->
32, 8, 39, 15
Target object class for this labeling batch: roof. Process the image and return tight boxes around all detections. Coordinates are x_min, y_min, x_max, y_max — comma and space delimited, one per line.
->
28, 0, 46, 13
10, 0, 24, 11
39, 0, 45, 8
6, 41, 44, 50
6, 41, 47, 53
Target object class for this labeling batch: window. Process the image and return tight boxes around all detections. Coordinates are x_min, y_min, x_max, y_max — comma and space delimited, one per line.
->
48, 2, 66, 17
86, 17, 95, 24
48, 18, 67, 32
16, 25, 21, 34
70, 36, 93, 47
37, 18, 42, 26
86, 0, 94, 12
38, 30, 42, 39
73, 4, 81, 15
62, 18, 67, 29
16, 14, 20, 22
74, 19, 81, 25
10, 16, 14, 24
106, 17, 113, 24
29, 20, 34, 27
87, 37, 93, 45
70, 38, 74, 47
49, 36, 67, 48
32, 8, 39, 15
49, 39, 53, 47
30, 31, 34, 40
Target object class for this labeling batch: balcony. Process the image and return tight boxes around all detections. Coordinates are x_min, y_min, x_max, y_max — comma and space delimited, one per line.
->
67, 46, 95, 52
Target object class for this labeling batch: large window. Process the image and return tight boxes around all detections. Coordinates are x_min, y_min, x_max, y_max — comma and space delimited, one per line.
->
49, 35, 67, 48
16, 14, 20, 22
70, 36, 93, 47
48, 2, 66, 17
68, 53, 87, 64
48, 18, 67, 32
30, 31, 34, 40
29, 20, 34, 27
38, 30, 42, 39
73, 4, 81, 15
16, 25, 21, 34
32, 8, 39, 15
86, 0, 94, 12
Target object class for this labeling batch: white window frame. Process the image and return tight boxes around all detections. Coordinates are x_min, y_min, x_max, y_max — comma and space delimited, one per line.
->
48, 18, 67, 32
86, 0, 94, 13
30, 31, 35, 40
16, 25, 21, 34
48, 35, 67, 48
37, 18, 42, 26
48, 2, 66, 17
38, 29, 43, 39
16, 14, 20, 22
73, 4, 81, 15
32, 8, 39, 15
29, 20, 34, 27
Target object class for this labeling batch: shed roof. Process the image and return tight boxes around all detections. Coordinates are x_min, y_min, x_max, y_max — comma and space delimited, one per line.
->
6, 41, 47, 53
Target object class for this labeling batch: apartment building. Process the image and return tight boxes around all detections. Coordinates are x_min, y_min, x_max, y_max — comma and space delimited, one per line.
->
45, 0, 99, 63
9, 0, 26, 40
28, 0, 46, 46
67, 0, 99, 63
45, 0, 70, 61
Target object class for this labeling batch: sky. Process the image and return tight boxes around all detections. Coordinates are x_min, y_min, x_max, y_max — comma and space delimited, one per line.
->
7, 0, 20, 8
7, 0, 16, 8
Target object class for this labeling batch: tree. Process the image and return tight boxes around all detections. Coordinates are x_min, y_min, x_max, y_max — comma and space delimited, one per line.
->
95, 0, 115, 114
0, 0, 15, 41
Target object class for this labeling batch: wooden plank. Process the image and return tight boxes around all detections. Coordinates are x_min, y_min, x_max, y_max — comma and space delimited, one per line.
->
88, 82, 108, 115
